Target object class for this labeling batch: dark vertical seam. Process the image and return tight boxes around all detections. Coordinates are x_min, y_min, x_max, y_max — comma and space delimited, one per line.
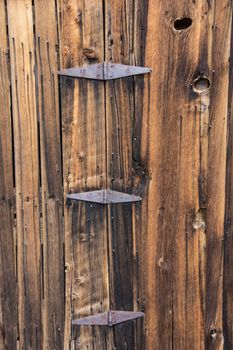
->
223, 5, 233, 349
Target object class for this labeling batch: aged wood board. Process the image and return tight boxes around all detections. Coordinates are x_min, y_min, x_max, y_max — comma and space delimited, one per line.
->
0, 0, 233, 349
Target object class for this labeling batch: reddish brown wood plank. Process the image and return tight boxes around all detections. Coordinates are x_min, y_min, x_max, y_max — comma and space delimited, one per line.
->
206, 1, 232, 348
223, 8, 233, 349
140, 1, 227, 349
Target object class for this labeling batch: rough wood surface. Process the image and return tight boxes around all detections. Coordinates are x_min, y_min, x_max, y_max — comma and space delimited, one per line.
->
61, 76, 109, 349
224, 5, 233, 349
104, 1, 146, 348
206, 1, 231, 348
0, 1, 233, 349
142, 1, 231, 349
60, 1, 109, 349
7, 0, 41, 348
34, 1, 65, 349
0, 2, 17, 348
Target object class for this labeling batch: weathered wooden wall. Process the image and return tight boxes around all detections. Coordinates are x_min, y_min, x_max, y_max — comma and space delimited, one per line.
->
0, 0, 233, 349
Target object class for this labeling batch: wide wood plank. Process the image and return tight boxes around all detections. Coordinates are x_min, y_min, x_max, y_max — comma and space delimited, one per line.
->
140, 0, 227, 349
7, 1, 41, 348
34, 1, 65, 349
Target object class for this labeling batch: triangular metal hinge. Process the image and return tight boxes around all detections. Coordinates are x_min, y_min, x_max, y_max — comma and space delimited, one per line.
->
72, 310, 144, 326
58, 62, 151, 80
67, 189, 141, 204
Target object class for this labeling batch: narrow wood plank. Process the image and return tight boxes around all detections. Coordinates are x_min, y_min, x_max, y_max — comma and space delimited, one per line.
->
131, 3, 151, 349
105, 77, 141, 348
34, 1, 65, 349
0, 3, 18, 348
206, 1, 232, 348
7, 1, 41, 348
223, 8, 233, 349
61, 77, 109, 350
60, 2, 107, 348
104, 1, 145, 348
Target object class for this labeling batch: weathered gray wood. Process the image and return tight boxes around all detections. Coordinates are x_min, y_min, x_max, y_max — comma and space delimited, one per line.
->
0, 1, 232, 349
0, 4, 18, 348
34, 1, 65, 348
7, 0, 41, 348
60, 2, 108, 348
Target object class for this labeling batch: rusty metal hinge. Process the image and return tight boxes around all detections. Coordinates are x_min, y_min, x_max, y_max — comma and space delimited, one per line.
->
58, 62, 151, 80
73, 310, 144, 326
67, 189, 141, 204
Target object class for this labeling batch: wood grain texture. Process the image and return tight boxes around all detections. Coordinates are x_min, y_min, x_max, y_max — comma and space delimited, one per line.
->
0, 1, 233, 349
7, 0, 41, 348
60, 1, 108, 348
104, 1, 146, 348
224, 5, 233, 349
0, 2, 18, 348
61, 77, 109, 350
141, 1, 231, 349
206, 1, 232, 348
34, 1, 65, 349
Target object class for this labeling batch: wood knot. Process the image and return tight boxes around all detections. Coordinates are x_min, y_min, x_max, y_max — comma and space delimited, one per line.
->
174, 17, 192, 31
75, 10, 82, 24
82, 47, 98, 60
193, 208, 206, 231
157, 257, 168, 270
210, 329, 217, 338
64, 263, 71, 273
63, 45, 70, 56
79, 233, 94, 242
192, 75, 210, 94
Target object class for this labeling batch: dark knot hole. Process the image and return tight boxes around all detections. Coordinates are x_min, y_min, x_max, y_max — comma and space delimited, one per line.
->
192, 76, 210, 94
174, 17, 192, 30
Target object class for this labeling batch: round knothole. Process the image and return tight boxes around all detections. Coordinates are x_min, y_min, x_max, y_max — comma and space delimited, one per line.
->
174, 17, 192, 31
192, 76, 210, 94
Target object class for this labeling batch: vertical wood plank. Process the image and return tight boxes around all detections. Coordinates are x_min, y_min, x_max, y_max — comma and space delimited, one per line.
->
61, 77, 109, 349
34, 1, 65, 349
140, 0, 228, 349
60, 1, 108, 348
0, 1, 18, 348
223, 8, 233, 349
7, 1, 41, 348
104, 1, 145, 348
0, 1, 231, 349
206, 1, 232, 348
